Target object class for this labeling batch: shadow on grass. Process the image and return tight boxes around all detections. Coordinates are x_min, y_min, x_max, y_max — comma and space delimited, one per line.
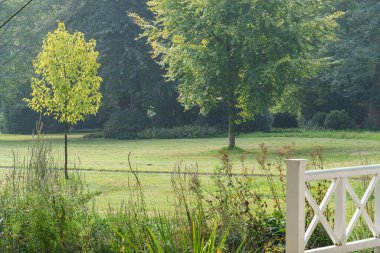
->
219, 146, 248, 154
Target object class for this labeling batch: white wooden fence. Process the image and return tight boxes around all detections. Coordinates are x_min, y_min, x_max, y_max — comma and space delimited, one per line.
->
286, 159, 380, 253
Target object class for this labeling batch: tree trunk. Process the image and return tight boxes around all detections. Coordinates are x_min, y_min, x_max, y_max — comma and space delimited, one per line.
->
368, 66, 380, 129
64, 122, 69, 180
227, 104, 236, 149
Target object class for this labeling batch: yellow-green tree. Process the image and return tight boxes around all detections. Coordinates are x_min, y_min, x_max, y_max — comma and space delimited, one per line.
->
25, 22, 102, 179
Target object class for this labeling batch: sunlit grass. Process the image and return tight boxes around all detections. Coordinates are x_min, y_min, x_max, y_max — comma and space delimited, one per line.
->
1, 130, 380, 210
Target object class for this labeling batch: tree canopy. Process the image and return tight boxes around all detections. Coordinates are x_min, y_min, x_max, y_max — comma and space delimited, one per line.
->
0, 0, 379, 138
25, 22, 102, 124
130, 0, 343, 148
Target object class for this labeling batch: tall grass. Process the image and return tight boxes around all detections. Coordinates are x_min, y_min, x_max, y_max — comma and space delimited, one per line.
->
1, 127, 375, 252
0, 131, 96, 252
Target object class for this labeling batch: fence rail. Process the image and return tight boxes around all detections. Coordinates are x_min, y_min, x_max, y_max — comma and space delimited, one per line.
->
286, 159, 380, 253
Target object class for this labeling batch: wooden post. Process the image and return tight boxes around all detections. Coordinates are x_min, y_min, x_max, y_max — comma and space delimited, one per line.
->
375, 175, 380, 253
334, 178, 346, 249
285, 159, 307, 253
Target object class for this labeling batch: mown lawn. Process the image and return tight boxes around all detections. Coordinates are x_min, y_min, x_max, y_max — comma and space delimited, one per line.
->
1, 130, 380, 211
1, 130, 380, 171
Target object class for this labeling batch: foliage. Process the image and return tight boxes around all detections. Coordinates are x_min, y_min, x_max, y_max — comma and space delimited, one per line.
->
310, 112, 328, 128
167, 144, 292, 252
24, 21, 102, 125
23, 21, 102, 178
130, 0, 342, 147
0, 0, 79, 133
1, 0, 378, 136
137, 125, 223, 139
83, 132, 104, 139
300, 0, 380, 128
238, 111, 273, 133
0, 133, 96, 252
324, 110, 355, 130
1, 130, 377, 252
272, 112, 298, 129
116, 215, 238, 253
103, 107, 149, 139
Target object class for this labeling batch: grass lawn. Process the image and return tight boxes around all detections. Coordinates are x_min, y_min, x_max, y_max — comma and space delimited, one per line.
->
1, 129, 380, 211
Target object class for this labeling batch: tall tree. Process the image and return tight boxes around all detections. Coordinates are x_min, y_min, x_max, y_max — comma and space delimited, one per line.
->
62, 0, 190, 136
25, 22, 102, 179
130, 0, 342, 148
333, 0, 379, 128
301, 0, 380, 128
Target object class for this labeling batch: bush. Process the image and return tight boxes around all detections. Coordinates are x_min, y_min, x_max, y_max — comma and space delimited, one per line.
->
83, 132, 104, 139
103, 107, 149, 139
311, 112, 328, 127
272, 112, 298, 128
137, 125, 223, 139
163, 145, 292, 252
324, 110, 355, 130
238, 112, 273, 132
0, 133, 96, 252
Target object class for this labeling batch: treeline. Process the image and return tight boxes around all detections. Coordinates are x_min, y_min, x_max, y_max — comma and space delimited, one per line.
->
0, 0, 379, 137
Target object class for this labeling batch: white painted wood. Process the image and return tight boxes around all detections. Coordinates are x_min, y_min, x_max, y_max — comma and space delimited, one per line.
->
305, 187, 337, 244
305, 245, 341, 253
345, 178, 377, 238
285, 159, 307, 253
305, 164, 380, 181
286, 160, 380, 253
305, 179, 338, 245
305, 238, 380, 253
375, 174, 380, 253
334, 178, 346, 249
345, 238, 380, 251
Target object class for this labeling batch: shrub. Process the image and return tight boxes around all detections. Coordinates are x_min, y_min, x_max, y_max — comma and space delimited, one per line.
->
167, 144, 292, 252
311, 112, 328, 127
137, 125, 223, 139
324, 110, 355, 130
0, 133, 96, 252
238, 112, 273, 132
272, 112, 298, 128
103, 107, 149, 139
83, 132, 104, 139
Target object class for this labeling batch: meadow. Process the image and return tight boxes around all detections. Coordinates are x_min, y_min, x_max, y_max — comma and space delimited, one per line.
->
1, 130, 380, 211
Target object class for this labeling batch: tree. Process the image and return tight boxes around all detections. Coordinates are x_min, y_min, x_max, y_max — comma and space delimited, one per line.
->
24, 21, 102, 179
0, 0, 76, 134
300, 0, 380, 128
130, 0, 342, 148
331, 0, 379, 128
62, 0, 191, 136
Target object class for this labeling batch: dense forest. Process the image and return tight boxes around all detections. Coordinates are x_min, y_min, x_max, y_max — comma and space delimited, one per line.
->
0, 0, 379, 137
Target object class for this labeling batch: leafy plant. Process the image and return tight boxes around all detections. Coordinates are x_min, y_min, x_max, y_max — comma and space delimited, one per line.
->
137, 125, 223, 139
0, 125, 97, 252
130, 0, 342, 148
311, 112, 328, 128
324, 110, 355, 130
24, 21, 102, 179
272, 112, 298, 129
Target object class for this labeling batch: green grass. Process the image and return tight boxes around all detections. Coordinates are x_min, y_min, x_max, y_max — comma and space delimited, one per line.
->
1, 130, 380, 210
1, 130, 380, 171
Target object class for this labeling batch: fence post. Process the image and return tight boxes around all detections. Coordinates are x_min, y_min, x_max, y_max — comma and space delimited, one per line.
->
285, 159, 307, 253
334, 178, 346, 249
375, 174, 380, 253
